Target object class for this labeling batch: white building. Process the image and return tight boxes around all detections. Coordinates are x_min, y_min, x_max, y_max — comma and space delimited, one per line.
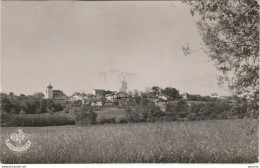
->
182, 93, 188, 100
158, 95, 168, 100
105, 94, 117, 102
71, 95, 84, 101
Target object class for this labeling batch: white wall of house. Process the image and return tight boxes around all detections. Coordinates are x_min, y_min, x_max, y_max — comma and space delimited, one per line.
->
158, 95, 167, 100
91, 101, 102, 106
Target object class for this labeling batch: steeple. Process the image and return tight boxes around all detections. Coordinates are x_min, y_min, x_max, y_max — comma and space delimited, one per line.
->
45, 84, 53, 99
47, 84, 53, 89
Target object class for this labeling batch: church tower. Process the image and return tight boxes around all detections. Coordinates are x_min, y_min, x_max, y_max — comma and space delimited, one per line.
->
45, 84, 53, 99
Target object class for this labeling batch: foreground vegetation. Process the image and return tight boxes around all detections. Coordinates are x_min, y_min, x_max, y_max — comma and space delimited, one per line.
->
0, 119, 258, 163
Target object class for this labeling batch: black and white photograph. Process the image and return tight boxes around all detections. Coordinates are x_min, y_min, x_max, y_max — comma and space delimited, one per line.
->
0, 0, 259, 166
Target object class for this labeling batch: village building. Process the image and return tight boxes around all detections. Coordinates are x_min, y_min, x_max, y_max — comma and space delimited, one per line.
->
71, 95, 84, 101
105, 94, 117, 102
116, 92, 127, 100
211, 93, 219, 98
92, 89, 104, 96
45, 84, 67, 100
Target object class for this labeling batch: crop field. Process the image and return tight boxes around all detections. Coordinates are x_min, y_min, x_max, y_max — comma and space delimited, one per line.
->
0, 119, 258, 163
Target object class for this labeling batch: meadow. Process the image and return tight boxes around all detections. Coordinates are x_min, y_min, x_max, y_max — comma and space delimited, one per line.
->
0, 119, 258, 163
96, 107, 126, 119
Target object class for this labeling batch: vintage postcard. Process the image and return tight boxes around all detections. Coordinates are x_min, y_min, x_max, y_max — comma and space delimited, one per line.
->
0, 0, 259, 167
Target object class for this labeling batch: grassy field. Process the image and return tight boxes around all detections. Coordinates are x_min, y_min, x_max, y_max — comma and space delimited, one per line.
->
0, 119, 258, 163
96, 107, 126, 119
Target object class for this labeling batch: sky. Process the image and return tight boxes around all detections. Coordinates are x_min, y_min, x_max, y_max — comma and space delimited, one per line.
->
1, 1, 230, 96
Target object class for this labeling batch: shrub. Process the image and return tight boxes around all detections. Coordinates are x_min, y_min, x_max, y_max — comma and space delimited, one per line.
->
75, 106, 97, 126
210, 112, 217, 120
165, 103, 177, 113
147, 105, 165, 118
97, 116, 116, 124
217, 111, 232, 120
115, 116, 128, 124
190, 104, 204, 114
119, 98, 128, 106
125, 108, 141, 123
125, 105, 165, 123
187, 112, 197, 121
176, 100, 188, 112
140, 98, 151, 106
53, 103, 63, 112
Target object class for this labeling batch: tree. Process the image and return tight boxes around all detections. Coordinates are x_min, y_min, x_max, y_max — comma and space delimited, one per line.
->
8, 92, 15, 99
71, 92, 81, 97
145, 87, 151, 99
20, 99, 30, 113
40, 99, 47, 113
46, 99, 54, 112
151, 86, 161, 98
19, 94, 26, 99
133, 89, 139, 97
162, 87, 180, 100
81, 92, 88, 97
0, 96, 12, 113
128, 90, 133, 97
33, 92, 45, 99
75, 105, 97, 126
186, 0, 259, 98
140, 98, 151, 106
119, 81, 128, 92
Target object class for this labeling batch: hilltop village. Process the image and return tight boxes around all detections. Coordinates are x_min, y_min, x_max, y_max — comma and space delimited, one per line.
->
44, 84, 225, 107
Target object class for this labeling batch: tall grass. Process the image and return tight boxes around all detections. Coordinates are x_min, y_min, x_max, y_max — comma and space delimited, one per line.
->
0, 119, 258, 163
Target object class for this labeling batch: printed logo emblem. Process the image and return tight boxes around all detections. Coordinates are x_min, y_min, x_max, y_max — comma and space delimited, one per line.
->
5, 129, 31, 152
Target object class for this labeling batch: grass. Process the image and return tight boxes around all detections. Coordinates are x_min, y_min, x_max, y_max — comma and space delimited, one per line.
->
96, 107, 126, 120
0, 119, 258, 163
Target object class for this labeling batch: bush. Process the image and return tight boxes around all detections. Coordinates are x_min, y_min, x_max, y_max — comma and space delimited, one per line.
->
176, 100, 188, 112
147, 105, 165, 118
53, 103, 63, 112
75, 106, 97, 126
97, 116, 116, 124
140, 99, 151, 106
187, 112, 197, 121
210, 112, 217, 120
125, 108, 141, 123
190, 104, 204, 114
125, 105, 165, 123
115, 116, 128, 124
163, 115, 177, 122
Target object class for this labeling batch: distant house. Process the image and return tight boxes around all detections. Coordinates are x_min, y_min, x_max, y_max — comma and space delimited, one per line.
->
93, 89, 104, 96
104, 100, 113, 106
105, 94, 117, 102
71, 95, 84, 101
86, 94, 96, 99
87, 98, 102, 106
116, 92, 127, 100
91, 101, 102, 106
211, 93, 219, 98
